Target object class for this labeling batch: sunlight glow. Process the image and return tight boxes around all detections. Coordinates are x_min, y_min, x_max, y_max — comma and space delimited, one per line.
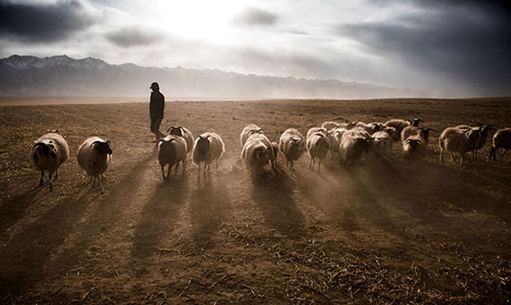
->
154, 0, 242, 45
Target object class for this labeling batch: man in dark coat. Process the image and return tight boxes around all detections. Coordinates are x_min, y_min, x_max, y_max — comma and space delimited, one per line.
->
149, 82, 165, 141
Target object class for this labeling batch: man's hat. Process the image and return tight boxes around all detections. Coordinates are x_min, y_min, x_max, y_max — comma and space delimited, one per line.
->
150, 82, 159, 90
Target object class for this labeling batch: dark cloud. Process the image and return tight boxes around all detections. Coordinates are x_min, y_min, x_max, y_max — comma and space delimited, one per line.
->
0, 0, 95, 43
106, 27, 162, 48
234, 7, 279, 27
341, 1, 511, 95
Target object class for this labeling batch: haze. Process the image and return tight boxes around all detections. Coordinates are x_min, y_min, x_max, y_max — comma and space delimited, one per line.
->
1, 0, 510, 97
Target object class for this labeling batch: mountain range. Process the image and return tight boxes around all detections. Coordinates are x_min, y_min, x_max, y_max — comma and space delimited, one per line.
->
0, 55, 422, 98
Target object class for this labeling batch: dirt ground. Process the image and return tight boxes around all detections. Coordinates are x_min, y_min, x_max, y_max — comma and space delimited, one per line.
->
0, 98, 510, 304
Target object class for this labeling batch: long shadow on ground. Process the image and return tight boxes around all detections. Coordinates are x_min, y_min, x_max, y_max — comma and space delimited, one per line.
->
250, 170, 306, 238
131, 174, 189, 260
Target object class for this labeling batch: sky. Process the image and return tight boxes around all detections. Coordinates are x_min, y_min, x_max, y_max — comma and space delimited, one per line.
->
0, 0, 510, 97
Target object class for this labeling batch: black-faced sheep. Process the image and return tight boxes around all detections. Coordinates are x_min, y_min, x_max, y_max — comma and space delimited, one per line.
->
489, 128, 511, 161
439, 126, 481, 165
30, 132, 69, 191
168, 126, 194, 153
159, 135, 188, 180
77, 136, 113, 193
192, 132, 225, 174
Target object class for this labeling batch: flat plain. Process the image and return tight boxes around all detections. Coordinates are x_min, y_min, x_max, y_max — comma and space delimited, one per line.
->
0, 97, 510, 304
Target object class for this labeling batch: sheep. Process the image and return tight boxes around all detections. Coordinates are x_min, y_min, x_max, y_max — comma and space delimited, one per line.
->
356, 122, 384, 134
241, 133, 275, 174
401, 126, 433, 143
402, 135, 427, 162
76, 136, 113, 193
240, 124, 263, 147
370, 130, 393, 157
307, 130, 330, 171
383, 126, 400, 142
489, 128, 511, 160
306, 127, 328, 138
326, 127, 347, 161
384, 118, 423, 134
158, 135, 188, 180
279, 128, 306, 170
168, 126, 194, 153
192, 132, 225, 175
339, 129, 371, 166
456, 124, 496, 159
30, 132, 69, 191
439, 126, 481, 165
322, 121, 345, 130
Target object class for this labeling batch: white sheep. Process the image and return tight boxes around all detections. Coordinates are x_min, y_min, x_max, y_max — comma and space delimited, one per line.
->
384, 118, 423, 134
439, 126, 481, 165
76, 136, 113, 193
168, 126, 194, 153
402, 135, 427, 162
370, 130, 393, 157
339, 129, 370, 166
241, 133, 275, 173
356, 122, 384, 134
326, 127, 347, 162
307, 129, 330, 171
158, 135, 188, 180
322, 121, 343, 130
306, 127, 328, 139
489, 128, 511, 160
240, 124, 263, 147
30, 132, 69, 191
192, 132, 225, 174
279, 128, 306, 170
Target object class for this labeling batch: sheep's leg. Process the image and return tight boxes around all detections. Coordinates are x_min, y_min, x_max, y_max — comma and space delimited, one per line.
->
39, 171, 44, 186
49, 172, 53, 192
97, 177, 105, 193
489, 147, 496, 160
167, 164, 172, 178
318, 160, 321, 173
439, 149, 444, 162
182, 160, 186, 175
54, 169, 59, 180
161, 165, 166, 180
460, 153, 464, 165
215, 159, 219, 172
502, 149, 507, 159
450, 152, 456, 163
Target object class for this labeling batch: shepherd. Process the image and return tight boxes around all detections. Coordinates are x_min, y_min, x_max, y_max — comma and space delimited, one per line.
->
149, 82, 165, 142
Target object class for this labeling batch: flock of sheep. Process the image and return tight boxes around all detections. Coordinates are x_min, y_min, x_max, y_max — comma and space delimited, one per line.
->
29, 118, 511, 192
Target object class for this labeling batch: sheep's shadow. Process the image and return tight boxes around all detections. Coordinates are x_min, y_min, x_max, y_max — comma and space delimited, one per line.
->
188, 179, 231, 251
48, 156, 154, 274
0, 189, 96, 298
0, 186, 47, 244
131, 174, 189, 260
250, 170, 306, 238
